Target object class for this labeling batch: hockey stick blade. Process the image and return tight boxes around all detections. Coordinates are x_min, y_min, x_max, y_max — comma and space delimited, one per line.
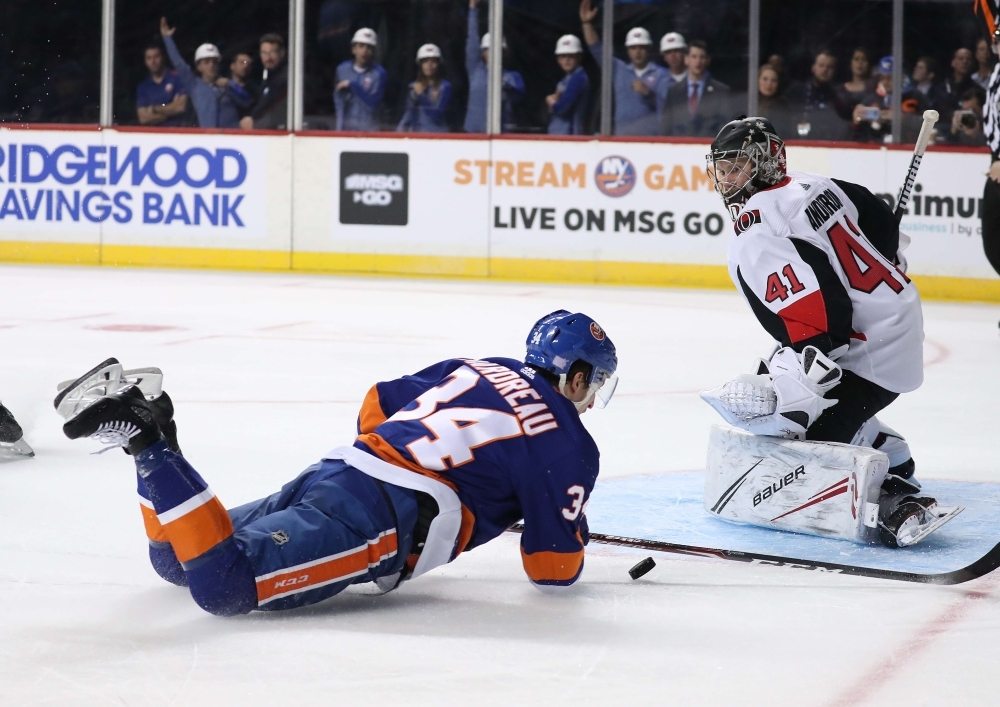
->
506, 523, 1000, 585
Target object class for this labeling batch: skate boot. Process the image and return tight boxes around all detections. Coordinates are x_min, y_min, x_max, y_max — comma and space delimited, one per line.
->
147, 390, 181, 455
63, 386, 163, 456
877, 480, 963, 548
0, 403, 34, 460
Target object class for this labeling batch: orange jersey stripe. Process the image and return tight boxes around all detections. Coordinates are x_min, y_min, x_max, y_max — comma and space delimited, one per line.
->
357, 385, 387, 434
520, 547, 585, 583
139, 503, 169, 543
256, 531, 398, 604
162, 497, 234, 563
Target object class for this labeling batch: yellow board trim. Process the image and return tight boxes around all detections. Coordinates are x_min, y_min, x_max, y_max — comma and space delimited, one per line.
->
2, 240, 999, 303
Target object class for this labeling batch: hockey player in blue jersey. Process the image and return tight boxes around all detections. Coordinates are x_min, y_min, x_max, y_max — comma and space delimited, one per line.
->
334, 28, 387, 132
56, 311, 618, 615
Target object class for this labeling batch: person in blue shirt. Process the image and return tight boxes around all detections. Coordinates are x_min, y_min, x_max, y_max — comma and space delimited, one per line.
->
158, 18, 252, 129
579, 0, 666, 136
398, 44, 452, 133
334, 27, 387, 132
464, 0, 526, 133
57, 311, 619, 615
136, 43, 188, 127
547, 35, 590, 135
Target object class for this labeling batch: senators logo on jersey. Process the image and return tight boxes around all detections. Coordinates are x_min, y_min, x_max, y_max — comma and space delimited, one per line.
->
734, 209, 761, 235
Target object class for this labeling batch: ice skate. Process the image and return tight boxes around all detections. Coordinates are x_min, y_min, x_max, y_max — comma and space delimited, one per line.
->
878, 493, 963, 549
62, 386, 163, 456
54, 358, 163, 420
0, 403, 33, 461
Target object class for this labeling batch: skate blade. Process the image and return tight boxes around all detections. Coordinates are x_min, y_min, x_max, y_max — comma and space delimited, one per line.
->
55, 365, 163, 420
896, 505, 964, 547
0, 437, 35, 461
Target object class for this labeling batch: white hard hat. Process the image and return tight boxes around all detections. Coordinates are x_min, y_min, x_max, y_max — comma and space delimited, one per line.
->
351, 28, 378, 47
555, 34, 583, 55
624, 27, 652, 47
194, 43, 221, 62
480, 32, 508, 51
660, 32, 687, 53
416, 43, 442, 62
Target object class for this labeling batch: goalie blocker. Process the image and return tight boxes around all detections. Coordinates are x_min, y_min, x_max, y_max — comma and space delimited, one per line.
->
705, 426, 962, 548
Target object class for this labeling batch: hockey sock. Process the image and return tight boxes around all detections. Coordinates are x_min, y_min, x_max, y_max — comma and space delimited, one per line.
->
137, 473, 187, 587
133, 441, 256, 615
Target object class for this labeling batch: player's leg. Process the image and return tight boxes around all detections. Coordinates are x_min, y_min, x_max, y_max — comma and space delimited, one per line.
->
981, 176, 1000, 279
63, 386, 417, 614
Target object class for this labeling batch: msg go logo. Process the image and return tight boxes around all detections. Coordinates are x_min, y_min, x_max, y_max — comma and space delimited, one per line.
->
339, 152, 409, 226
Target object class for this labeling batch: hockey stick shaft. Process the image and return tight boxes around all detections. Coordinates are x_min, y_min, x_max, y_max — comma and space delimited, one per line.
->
507, 523, 1000, 585
894, 109, 939, 223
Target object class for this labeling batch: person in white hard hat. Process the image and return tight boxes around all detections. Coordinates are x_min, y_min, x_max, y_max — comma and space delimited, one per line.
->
464, 0, 525, 133
158, 17, 250, 128
659, 32, 688, 85
579, 0, 666, 135
398, 43, 453, 133
334, 27, 387, 131
547, 35, 590, 135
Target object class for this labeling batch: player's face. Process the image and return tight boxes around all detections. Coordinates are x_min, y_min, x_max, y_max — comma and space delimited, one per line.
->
708, 155, 752, 197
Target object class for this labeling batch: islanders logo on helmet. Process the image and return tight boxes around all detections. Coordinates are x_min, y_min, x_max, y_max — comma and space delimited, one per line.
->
594, 156, 636, 197
590, 321, 605, 341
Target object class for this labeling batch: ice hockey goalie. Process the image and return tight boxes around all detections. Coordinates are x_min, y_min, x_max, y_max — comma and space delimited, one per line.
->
698, 116, 961, 548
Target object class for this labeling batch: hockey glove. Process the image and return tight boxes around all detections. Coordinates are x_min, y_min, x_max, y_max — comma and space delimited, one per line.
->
700, 346, 842, 439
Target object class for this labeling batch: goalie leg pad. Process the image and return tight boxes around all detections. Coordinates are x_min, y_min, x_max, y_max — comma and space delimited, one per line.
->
704, 425, 889, 544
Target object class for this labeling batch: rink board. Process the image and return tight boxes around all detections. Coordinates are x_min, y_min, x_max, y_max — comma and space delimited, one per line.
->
587, 473, 1000, 575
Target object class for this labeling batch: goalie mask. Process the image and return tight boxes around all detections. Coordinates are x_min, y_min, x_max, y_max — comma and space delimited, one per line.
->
706, 116, 786, 220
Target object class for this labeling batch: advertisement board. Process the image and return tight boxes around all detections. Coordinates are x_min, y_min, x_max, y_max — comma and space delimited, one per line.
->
1, 128, 997, 299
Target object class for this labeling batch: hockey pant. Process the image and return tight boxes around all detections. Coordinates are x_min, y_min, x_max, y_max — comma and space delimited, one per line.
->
134, 440, 419, 615
806, 370, 912, 474
981, 176, 1000, 277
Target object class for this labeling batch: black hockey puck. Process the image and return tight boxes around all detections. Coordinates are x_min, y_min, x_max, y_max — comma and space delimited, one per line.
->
628, 557, 656, 580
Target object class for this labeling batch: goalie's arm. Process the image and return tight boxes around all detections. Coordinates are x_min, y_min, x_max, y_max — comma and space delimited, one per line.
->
734, 234, 854, 358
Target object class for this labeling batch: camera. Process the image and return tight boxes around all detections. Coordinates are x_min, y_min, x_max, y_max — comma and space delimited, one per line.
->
956, 110, 979, 129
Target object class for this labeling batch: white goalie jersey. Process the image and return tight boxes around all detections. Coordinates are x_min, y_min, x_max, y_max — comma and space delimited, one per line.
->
729, 171, 923, 394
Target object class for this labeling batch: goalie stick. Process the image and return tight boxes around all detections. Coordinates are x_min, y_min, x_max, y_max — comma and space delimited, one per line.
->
894, 109, 939, 224
507, 524, 1000, 585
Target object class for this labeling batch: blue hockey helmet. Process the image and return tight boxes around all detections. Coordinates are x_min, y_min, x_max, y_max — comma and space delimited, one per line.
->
524, 310, 619, 409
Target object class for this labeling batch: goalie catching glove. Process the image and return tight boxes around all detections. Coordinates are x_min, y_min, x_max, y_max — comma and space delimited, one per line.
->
700, 346, 842, 439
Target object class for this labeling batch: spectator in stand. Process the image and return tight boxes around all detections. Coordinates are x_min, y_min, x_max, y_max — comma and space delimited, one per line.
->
660, 40, 729, 137
464, 0, 526, 133
655, 33, 687, 116
941, 47, 976, 115
949, 87, 987, 146
240, 33, 288, 130
852, 56, 927, 143
835, 47, 874, 121
911, 56, 946, 112
767, 54, 789, 91
546, 34, 590, 135
334, 28, 387, 131
756, 63, 790, 136
660, 33, 687, 86
397, 44, 451, 133
158, 18, 252, 129
783, 50, 848, 140
136, 42, 188, 127
226, 52, 255, 98
579, 0, 665, 136
973, 37, 995, 90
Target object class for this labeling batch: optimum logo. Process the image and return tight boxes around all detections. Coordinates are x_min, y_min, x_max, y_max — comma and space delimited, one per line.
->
594, 156, 636, 197
339, 152, 408, 226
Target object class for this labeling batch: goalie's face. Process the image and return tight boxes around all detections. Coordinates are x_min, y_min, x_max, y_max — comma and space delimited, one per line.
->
707, 154, 753, 204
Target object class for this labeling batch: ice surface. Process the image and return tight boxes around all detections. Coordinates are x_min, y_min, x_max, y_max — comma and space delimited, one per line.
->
1, 264, 999, 706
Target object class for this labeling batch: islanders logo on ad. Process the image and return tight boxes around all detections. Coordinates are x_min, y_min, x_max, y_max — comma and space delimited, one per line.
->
594, 155, 636, 197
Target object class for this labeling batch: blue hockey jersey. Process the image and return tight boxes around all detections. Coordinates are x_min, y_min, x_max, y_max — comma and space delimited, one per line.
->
353, 357, 598, 586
